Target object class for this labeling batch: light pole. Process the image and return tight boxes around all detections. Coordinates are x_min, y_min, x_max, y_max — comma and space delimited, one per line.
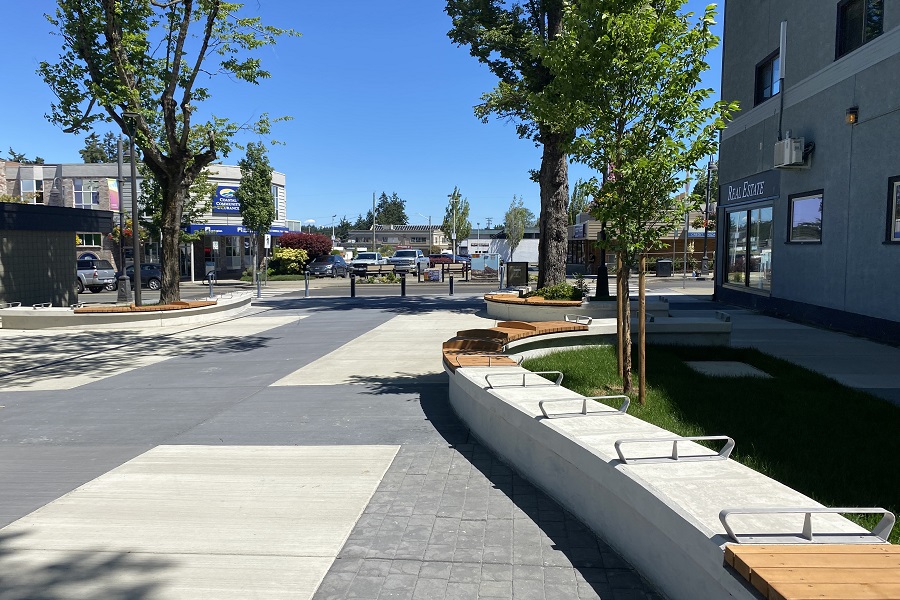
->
305, 219, 316, 233
702, 158, 716, 277
331, 214, 337, 245
416, 213, 432, 251
122, 112, 142, 306
451, 198, 457, 256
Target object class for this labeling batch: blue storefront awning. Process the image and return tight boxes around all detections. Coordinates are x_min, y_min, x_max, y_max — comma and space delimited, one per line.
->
185, 224, 289, 236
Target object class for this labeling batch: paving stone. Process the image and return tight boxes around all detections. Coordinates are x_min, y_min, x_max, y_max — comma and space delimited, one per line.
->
389, 560, 421, 576
358, 559, 392, 578
512, 579, 545, 600
450, 562, 483, 583
481, 563, 513, 581
412, 577, 449, 599
378, 573, 418, 600
444, 582, 480, 600
479, 579, 513, 598
345, 575, 385, 599
418, 560, 452, 580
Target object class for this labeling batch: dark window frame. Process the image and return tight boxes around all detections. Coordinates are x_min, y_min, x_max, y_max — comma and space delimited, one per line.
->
836, 0, 884, 59
887, 176, 900, 244
787, 190, 825, 244
754, 49, 781, 106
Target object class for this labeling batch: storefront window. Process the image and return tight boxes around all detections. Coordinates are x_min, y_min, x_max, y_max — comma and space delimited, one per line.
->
749, 207, 773, 291
726, 211, 747, 285
225, 236, 240, 257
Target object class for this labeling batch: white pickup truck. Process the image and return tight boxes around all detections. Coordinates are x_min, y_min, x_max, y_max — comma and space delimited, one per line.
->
388, 249, 429, 274
349, 251, 387, 274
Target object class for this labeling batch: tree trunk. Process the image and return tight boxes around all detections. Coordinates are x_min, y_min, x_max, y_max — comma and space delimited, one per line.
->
537, 129, 569, 289
621, 260, 633, 394
616, 253, 624, 376
638, 255, 646, 406
159, 180, 187, 304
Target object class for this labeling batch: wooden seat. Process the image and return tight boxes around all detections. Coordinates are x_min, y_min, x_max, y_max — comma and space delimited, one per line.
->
725, 544, 900, 600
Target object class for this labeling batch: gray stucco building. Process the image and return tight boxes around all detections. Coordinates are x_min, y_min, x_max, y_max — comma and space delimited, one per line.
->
716, 1, 900, 342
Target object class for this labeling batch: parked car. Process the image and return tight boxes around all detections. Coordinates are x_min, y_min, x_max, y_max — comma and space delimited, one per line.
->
124, 263, 163, 290
389, 249, 429, 274
76, 258, 117, 294
349, 251, 387, 274
307, 254, 349, 278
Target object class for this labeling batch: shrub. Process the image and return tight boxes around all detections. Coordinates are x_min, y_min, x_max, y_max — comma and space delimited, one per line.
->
278, 232, 332, 259
269, 247, 309, 274
525, 282, 583, 301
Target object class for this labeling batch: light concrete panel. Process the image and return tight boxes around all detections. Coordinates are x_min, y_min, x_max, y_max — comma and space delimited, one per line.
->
272, 312, 493, 386
0, 445, 398, 599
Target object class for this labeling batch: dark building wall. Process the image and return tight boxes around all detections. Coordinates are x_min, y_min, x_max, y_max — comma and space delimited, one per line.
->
0, 230, 77, 306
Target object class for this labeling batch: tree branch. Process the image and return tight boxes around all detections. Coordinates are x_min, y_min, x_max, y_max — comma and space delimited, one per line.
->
180, 1, 219, 150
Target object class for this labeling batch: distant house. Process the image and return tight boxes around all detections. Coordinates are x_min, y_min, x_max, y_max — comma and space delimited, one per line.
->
346, 224, 448, 254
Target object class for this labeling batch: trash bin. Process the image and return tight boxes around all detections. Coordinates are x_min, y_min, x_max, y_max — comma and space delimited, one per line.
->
656, 259, 673, 277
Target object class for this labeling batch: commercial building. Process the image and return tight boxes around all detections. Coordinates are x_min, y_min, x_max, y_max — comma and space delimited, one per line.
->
0, 160, 288, 280
716, 1, 899, 341
346, 225, 448, 254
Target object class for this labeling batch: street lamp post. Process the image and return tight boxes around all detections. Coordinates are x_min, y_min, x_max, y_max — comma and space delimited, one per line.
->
331, 214, 337, 245
115, 137, 133, 305
122, 112, 142, 306
416, 213, 432, 251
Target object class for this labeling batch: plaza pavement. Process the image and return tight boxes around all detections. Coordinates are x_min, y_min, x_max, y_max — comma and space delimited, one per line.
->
1, 282, 898, 599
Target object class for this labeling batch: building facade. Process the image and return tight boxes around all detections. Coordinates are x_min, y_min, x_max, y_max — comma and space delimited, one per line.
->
717, 1, 900, 341
346, 225, 448, 254
0, 160, 288, 280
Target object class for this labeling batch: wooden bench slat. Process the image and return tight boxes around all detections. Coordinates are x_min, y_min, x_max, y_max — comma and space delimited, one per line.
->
768, 582, 900, 600
734, 553, 900, 571
753, 567, 900, 585
728, 545, 900, 555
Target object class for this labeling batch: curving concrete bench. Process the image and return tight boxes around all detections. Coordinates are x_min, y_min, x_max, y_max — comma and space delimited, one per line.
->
484, 293, 670, 322
443, 338, 892, 600
0, 293, 253, 330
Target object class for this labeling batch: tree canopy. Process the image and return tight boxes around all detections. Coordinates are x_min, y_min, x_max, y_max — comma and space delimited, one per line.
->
79, 132, 118, 163
236, 142, 275, 237
503, 195, 528, 261
6, 148, 44, 164
353, 192, 408, 229
446, 0, 571, 287
440, 186, 471, 251
39, 0, 296, 303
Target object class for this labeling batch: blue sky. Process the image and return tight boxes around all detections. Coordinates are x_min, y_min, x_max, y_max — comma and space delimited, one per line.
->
2, 1, 723, 227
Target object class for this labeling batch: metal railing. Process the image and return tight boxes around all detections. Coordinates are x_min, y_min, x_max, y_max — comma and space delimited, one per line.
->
564, 314, 593, 325
0, 302, 22, 309
485, 370, 563, 389
539, 395, 630, 419
719, 507, 896, 544
614, 435, 735, 464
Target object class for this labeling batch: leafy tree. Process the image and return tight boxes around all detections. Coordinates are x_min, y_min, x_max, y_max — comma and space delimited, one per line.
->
446, 0, 571, 287
352, 214, 368, 230
279, 232, 332, 259
269, 247, 308, 274
39, 1, 296, 303
539, 0, 736, 399
79, 131, 119, 163
440, 186, 471, 253
0, 194, 27, 204
335, 216, 352, 242
139, 163, 212, 244
568, 179, 590, 225
236, 142, 275, 281
6, 148, 44, 164
503, 195, 528, 261
376, 192, 408, 225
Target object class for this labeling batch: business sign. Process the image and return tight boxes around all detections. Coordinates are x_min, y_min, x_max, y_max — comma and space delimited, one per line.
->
720, 170, 781, 205
185, 224, 288, 236
506, 261, 529, 287
572, 223, 587, 239
107, 179, 119, 211
212, 185, 241, 213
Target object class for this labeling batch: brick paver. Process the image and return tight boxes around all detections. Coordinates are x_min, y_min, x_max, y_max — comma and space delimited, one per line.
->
314, 444, 662, 600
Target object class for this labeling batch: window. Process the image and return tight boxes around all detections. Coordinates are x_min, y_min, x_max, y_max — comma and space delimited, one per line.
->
74, 179, 100, 209
837, 0, 883, 58
789, 192, 824, 242
410, 236, 427, 244
20, 179, 44, 204
225, 236, 240, 257
271, 184, 280, 212
754, 51, 781, 105
726, 211, 747, 285
888, 176, 900, 242
77, 232, 103, 246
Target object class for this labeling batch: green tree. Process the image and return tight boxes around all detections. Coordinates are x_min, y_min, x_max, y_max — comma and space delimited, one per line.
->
6, 148, 44, 164
139, 163, 213, 244
440, 186, 471, 253
503, 195, 528, 261
376, 192, 408, 225
39, 1, 296, 303
446, 0, 571, 287
335, 216, 352, 242
236, 142, 276, 283
539, 0, 736, 398
568, 178, 590, 225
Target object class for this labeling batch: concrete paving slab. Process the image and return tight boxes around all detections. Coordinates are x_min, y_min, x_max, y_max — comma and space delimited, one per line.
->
685, 361, 772, 378
272, 313, 494, 386
0, 445, 398, 600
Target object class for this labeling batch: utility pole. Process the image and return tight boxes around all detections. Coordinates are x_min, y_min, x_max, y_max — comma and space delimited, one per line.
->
702, 158, 715, 277
485, 217, 493, 229
452, 198, 457, 256
372, 192, 376, 252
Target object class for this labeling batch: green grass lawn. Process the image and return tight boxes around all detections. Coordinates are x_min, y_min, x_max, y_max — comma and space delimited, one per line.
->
523, 345, 900, 543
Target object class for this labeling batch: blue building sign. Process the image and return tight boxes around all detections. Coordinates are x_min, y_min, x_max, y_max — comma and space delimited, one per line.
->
184, 224, 288, 236
212, 185, 241, 214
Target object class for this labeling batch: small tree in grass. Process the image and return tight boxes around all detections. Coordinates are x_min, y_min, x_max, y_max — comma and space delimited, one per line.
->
539, 0, 737, 401
236, 142, 276, 288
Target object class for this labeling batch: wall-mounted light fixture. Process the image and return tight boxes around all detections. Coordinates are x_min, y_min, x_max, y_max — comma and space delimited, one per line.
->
845, 106, 859, 125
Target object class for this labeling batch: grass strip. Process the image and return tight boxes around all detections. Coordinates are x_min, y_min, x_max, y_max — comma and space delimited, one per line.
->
523, 345, 900, 543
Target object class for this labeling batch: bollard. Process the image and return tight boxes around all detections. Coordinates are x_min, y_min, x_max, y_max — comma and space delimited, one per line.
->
256, 271, 262, 299
208, 272, 215, 299
449, 274, 454, 296
350, 273, 356, 298
304, 271, 310, 298
400, 273, 406, 297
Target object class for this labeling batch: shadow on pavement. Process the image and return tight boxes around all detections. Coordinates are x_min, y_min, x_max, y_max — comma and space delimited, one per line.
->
256, 295, 487, 317
0, 530, 172, 600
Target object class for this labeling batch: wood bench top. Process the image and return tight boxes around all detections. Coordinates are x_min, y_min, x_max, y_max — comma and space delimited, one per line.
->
74, 301, 216, 313
725, 544, 900, 600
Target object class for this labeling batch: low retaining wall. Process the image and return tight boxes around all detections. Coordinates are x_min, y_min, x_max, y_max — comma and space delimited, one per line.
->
0, 293, 253, 330
484, 294, 670, 322
447, 363, 871, 600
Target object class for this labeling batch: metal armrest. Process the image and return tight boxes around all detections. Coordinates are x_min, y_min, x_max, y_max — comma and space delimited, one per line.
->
719, 507, 895, 543
485, 371, 563, 389
565, 314, 593, 325
539, 395, 629, 418
614, 435, 735, 464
